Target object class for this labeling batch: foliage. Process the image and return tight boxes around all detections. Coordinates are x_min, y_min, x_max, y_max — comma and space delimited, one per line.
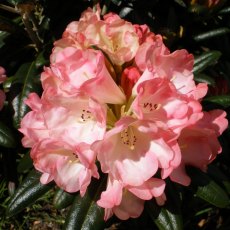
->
0, 0, 230, 229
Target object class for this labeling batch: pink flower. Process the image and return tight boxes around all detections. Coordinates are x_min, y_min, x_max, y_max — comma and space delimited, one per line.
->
134, 38, 208, 100
31, 139, 98, 195
55, 7, 139, 66
45, 47, 125, 104
121, 66, 141, 99
132, 78, 203, 134
97, 175, 165, 220
20, 93, 106, 149
93, 116, 180, 187
170, 110, 228, 186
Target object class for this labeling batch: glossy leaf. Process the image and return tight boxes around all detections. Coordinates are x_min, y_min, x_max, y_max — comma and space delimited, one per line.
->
146, 201, 183, 230
174, 0, 186, 7
0, 121, 16, 148
194, 73, 216, 86
193, 51, 222, 74
17, 151, 33, 173
11, 62, 41, 129
193, 28, 230, 42
146, 181, 183, 230
188, 167, 230, 208
63, 176, 107, 230
208, 165, 230, 195
6, 169, 54, 217
203, 95, 230, 107
53, 189, 76, 210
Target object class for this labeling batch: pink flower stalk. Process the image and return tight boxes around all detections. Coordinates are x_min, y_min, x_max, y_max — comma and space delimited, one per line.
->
19, 6, 228, 221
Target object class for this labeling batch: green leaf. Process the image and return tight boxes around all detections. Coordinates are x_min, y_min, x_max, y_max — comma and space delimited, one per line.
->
146, 181, 183, 230
6, 0, 26, 5
146, 201, 183, 230
174, 0, 186, 7
194, 73, 215, 85
6, 169, 54, 217
207, 165, 230, 195
0, 121, 16, 148
193, 51, 222, 74
203, 95, 230, 107
53, 189, 76, 210
188, 167, 230, 208
17, 151, 33, 173
11, 62, 41, 129
35, 51, 49, 69
111, 0, 122, 6
193, 27, 230, 42
219, 6, 230, 15
63, 176, 107, 230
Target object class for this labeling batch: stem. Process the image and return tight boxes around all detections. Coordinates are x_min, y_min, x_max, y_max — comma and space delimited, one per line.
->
0, 4, 19, 14
16, 3, 43, 51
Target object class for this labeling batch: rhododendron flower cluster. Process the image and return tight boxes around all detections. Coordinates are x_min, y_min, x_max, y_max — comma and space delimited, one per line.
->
19, 7, 228, 220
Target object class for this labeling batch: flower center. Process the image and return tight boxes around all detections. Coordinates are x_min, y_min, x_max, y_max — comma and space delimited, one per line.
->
143, 102, 161, 112
120, 126, 137, 150
80, 109, 93, 122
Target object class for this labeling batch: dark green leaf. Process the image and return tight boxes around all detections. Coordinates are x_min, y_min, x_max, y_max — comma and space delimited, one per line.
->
63, 176, 107, 230
0, 121, 16, 148
11, 62, 41, 129
6, 169, 54, 217
0, 31, 9, 49
111, 0, 122, 6
6, 0, 26, 5
53, 189, 76, 210
119, 7, 133, 18
218, 6, 230, 15
17, 151, 33, 173
194, 73, 215, 85
146, 181, 183, 230
193, 28, 230, 42
146, 201, 183, 230
35, 51, 49, 69
193, 51, 222, 74
203, 95, 230, 107
174, 0, 186, 7
208, 165, 230, 195
188, 167, 230, 208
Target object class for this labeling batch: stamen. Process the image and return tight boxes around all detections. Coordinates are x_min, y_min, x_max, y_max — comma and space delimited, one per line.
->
79, 109, 93, 122
120, 126, 137, 150
143, 102, 161, 112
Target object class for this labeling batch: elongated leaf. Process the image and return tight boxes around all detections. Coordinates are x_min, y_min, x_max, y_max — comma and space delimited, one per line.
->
208, 165, 230, 195
146, 201, 183, 230
0, 121, 16, 148
63, 176, 107, 230
194, 73, 215, 85
6, 169, 54, 217
188, 167, 230, 208
17, 151, 33, 173
11, 62, 41, 129
146, 181, 183, 230
193, 28, 230, 42
174, 0, 186, 7
193, 51, 221, 74
219, 6, 230, 15
53, 189, 76, 210
203, 95, 230, 107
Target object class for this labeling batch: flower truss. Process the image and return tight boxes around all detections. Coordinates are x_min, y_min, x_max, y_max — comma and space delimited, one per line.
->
19, 6, 228, 220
